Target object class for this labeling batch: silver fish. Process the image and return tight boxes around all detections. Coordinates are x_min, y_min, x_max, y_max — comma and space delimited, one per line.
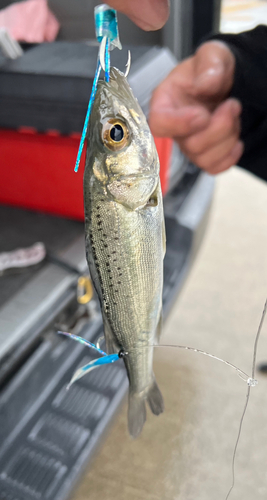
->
84, 67, 166, 437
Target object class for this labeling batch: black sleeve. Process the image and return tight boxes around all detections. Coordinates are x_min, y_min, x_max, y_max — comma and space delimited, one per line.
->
207, 25, 267, 181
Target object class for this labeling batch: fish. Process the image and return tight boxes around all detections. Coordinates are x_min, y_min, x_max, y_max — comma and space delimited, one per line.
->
83, 67, 166, 438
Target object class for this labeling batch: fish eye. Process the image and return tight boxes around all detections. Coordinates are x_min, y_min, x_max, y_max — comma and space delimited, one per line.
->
102, 118, 129, 151
110, 124, 123, 142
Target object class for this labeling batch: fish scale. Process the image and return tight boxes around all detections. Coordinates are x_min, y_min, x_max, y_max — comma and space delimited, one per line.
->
84, 67, 165, 437
89, 191, 162, 347
89, 192, 162, 395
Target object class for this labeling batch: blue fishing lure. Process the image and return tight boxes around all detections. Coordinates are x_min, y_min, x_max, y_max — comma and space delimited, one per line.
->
74, 4, 120, 173
58, 331, 121, 388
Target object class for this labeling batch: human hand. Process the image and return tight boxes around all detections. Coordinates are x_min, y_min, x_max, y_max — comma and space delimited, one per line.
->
150, 41, 244, 174
107, 0, 169, 30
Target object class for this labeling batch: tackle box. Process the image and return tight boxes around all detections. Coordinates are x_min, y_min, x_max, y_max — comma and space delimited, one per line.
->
0, 43, 178, 219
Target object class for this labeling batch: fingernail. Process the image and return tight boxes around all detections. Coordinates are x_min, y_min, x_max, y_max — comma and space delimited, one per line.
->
195, 65, 223, 88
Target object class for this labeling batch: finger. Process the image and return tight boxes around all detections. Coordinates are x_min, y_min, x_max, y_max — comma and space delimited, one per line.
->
149, 104, 210, 138
107, 0, 169, 30
192, 41, 235, 101
180, 99, 241, 156
203, 141, 244, 175
149, 55, 215, 139
188, 139, 244, 174
189, 134, 240, 170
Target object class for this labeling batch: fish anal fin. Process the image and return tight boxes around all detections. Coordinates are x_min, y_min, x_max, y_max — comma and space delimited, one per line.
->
147, 379, 164, 416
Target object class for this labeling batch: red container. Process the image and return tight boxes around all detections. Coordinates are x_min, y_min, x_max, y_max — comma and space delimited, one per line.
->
0, 128, 173, 220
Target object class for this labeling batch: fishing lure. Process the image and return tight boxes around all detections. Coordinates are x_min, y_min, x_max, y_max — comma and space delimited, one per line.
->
57, 330, 123, 388
74, 4, 121, 173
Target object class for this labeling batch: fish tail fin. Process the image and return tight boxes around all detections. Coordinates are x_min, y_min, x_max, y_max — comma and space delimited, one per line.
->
128, 392, 147, 439
147, 379, 164, 416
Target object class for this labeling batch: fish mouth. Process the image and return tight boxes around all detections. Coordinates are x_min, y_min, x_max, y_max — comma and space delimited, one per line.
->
111, 173, 158, 182
106, 173, 159, 210
109, 173, 158, 191
108, 158, 159, 183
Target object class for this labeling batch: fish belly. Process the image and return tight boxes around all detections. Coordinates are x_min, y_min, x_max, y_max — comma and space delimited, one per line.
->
84, 177, 163, 394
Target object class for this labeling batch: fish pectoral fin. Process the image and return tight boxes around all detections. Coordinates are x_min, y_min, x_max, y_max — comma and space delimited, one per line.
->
103, 312, 120, 355
147, 378, 164, 416
128, 392, 147, 439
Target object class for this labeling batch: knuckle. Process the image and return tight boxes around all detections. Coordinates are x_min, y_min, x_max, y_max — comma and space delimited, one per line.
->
218, 115, 233, 135
176, 141, 197, 164
184, 137, 204, 155
196, 157, 211, 170
200, 158, 231, 174
176, 139, 188, 154
197, 152, 226, 171
195, 150, 216, 169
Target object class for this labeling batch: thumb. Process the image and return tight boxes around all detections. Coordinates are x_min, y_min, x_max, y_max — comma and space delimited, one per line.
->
193, 41, 235, 102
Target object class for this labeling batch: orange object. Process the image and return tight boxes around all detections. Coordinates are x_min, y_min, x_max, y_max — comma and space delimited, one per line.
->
154, 136, 173, 195
0, 129, 173, 220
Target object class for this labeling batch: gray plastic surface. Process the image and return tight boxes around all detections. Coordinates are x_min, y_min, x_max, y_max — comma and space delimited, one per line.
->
0, 167, 214, 500
0, 44, 176, 132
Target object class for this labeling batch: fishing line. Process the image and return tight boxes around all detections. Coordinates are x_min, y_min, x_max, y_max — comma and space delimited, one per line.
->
58, 330, 254, 386
224, 299, 267, 500
127, 344, 252, 383
125, 300, 266, 498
